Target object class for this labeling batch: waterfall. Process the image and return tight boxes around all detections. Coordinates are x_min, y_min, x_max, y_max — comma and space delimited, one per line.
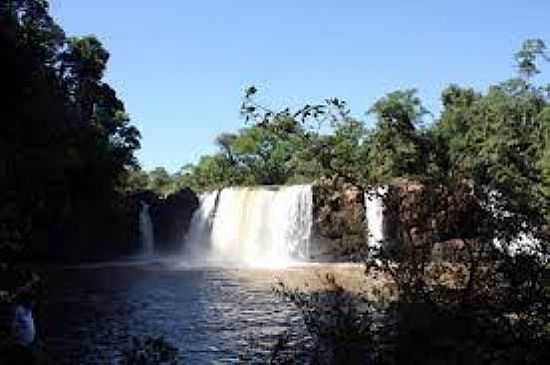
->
185, 185, 313, 266
365, 186, 387, 247
184, 191, 219, 258
139, 202, 155, 256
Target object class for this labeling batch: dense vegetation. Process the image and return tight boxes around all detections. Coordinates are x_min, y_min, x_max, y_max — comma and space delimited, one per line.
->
0, 2, 150, 360
0, 0, 144, 258
0, 0, 141, 288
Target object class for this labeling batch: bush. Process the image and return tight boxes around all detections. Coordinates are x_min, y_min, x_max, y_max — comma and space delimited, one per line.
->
273, 273, 386, 364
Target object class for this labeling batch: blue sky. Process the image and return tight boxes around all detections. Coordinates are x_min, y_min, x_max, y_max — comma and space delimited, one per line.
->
50, 0, 549, 172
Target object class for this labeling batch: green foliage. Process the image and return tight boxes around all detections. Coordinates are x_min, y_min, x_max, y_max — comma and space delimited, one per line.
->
323, 117, 368, 184
539, 131, 550, 208
432, 68, 549, 232
365, 90, 429, 183
272, 274, 380, 364
0, 0, 141, 259
172, 119, 312, 191
147, 167, 174, 196
178, 50, 550, 200
176, 90, 371, 191
123, 168, 151, 192
370, 89, 428, 131
514, 38, 548, 80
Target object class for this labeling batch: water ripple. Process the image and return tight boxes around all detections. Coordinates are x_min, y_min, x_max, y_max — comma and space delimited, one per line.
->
40, 262, 305, 364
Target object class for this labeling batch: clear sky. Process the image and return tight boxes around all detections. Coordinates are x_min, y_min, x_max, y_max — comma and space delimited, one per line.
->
50, 1, 549, 172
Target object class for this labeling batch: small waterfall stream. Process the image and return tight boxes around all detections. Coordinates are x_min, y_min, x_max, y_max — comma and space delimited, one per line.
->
139, 202, 155, 256
184, 191, 220, 258
365, 186, 387, 248
185, 185, 313, 266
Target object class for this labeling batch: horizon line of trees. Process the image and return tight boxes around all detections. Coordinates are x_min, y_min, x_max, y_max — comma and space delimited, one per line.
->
128, 38, 550, 202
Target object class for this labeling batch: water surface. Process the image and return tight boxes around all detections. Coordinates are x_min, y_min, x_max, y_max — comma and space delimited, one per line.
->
40, 260, 307, 364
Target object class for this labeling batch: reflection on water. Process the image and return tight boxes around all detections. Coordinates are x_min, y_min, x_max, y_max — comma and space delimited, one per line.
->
40, 260, 308, 364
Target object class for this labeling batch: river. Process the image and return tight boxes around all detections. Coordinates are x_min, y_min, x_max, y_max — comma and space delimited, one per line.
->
39, 259, 311, 364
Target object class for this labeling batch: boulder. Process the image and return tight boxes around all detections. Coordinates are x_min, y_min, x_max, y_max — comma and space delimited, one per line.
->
386, 181, 489, 262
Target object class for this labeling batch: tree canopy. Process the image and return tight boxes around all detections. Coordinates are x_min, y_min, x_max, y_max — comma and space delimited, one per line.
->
0, 0, 141, 258
156, 38, 549, 210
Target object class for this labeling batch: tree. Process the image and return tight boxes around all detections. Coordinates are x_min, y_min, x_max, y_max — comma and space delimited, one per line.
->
539, 117, 550, 209
0, 0, 141, 262
514, 38, 548, 81
366, 90, 429, 182
321, 117, 368, 184
228, 123, 300, 185
148, 167, 174, 196
60, 36, 110, 122
215, 133, 238, 164
123, 168, 150, 192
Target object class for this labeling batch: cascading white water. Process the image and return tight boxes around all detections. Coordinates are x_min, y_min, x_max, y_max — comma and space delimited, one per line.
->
184, 191, 219, 258
139, 202, 155, 256
185, 185, 313, 266
365, 186, 387, 247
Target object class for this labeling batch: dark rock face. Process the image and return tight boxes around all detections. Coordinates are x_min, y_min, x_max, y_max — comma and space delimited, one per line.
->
53, 191, 166, 261
310, 178, 488, 263
385, 181, 488, 261
311, 180, 366, 261
38, 191, 152, 262
31, 187, 199, 262
151, 188, 199, 254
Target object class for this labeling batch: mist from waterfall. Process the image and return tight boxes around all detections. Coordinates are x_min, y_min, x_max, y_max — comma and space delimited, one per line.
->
185, 185, 313, 267
139, 202, 155, 256
365, 186, 387, 248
